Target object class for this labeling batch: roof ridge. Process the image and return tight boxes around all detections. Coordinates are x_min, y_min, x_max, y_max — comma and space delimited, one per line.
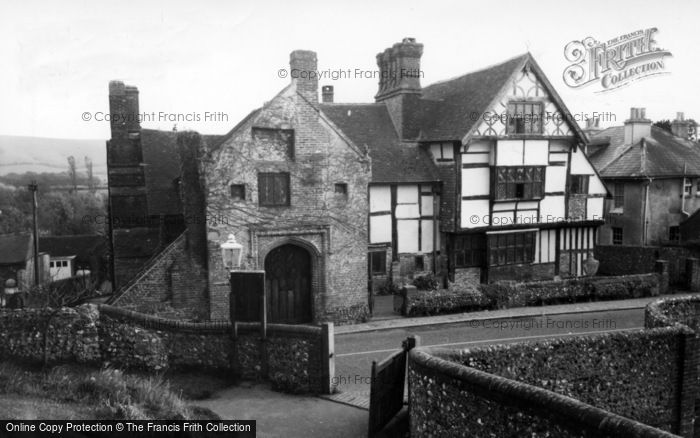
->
423, 53, 530, 91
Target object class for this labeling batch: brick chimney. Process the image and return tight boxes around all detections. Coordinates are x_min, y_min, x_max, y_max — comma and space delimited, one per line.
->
375, 38, 424, 140
108, 80, 141, 140
322, 85, 334, 103
623, 107, 651, 145
671, 112, 691, 139
290, 50, 318, 102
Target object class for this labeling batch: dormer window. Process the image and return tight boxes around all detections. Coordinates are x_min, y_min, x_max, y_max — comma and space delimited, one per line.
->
430, 142, 454, 162
506, 102, 543, 134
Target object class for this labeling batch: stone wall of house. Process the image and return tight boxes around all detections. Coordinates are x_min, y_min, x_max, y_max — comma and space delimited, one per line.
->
0, 304, 333, 395
204, 77, 371, 324
111, 233, 209, 320
409, 326, 696, 437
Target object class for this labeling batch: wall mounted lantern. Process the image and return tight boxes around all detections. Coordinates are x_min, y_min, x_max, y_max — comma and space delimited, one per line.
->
221, 234, 243, 269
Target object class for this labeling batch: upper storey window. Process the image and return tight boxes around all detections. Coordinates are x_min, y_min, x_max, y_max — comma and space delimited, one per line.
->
506, 102, 543, 134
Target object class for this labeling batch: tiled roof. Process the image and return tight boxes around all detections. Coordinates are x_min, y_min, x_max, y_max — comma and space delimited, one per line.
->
0, 233, 31, 265
140, 129, 223, 216
320, 104, 438, 183
39, 235, 107, 265
418, 54, 530, 141
590, 126, 700, 178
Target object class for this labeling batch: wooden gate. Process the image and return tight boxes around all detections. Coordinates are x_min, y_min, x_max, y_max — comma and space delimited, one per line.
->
368, 336, 419, 437
264, 244, 312, 324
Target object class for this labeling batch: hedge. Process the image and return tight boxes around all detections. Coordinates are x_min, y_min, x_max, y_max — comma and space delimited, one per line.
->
403, 273, 661, 316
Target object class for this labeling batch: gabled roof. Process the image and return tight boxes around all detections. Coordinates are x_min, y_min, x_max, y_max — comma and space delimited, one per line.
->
0, 233, 31, 265
39, 235, 107, 264
590, 126, 700, 179
140, 129, 223, 216
320, 103, 438, 183
418, 54, 529, 142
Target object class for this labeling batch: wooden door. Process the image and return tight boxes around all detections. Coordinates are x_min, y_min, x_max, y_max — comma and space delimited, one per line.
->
264, 244, 311, 323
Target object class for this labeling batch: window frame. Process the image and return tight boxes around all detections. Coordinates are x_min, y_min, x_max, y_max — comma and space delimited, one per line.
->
230, 184, 246, 202
613, 183, 624, 209
612, 227, 623, 245
454, 234, 486, 268
334, 183, 348, 196
506, 101, 543, 134
684, 179, 693, 197
669, 225, 680, 242
569, 175, 590, 195
258, 172, 291, 207
487, 231, 536, 266
494, 166, 545, 201
369, 250, 387, 275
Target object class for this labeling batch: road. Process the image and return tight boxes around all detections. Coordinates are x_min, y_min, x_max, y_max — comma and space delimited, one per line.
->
333, 308, 644, 394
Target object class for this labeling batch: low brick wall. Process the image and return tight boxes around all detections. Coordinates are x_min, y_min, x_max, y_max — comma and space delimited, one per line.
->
0, 304, 333, 394
596, 244, 700, 286
408, 327, 694, 437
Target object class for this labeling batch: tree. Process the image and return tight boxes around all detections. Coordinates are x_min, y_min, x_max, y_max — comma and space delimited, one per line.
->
653, 119, 671, 133
67, 156, 77, 193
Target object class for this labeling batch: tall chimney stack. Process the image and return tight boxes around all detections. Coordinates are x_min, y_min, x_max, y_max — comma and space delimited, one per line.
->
671, 112, 691, 139
374, 38, 424, 140
623, 107, 651, 145
290, 50, 318, 102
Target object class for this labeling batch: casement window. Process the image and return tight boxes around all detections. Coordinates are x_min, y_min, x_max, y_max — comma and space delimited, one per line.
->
569, 175, 590, 195
369, 251, 387, 275
230, 184, 245, 201
612, 227, 623, 245
252, 127, 295, 160
613, 183, 624, 208
454, 234, 486, 268
431, 142, 454, 162
258, 172, 290, 206
494, 166, 545, 201
487, 231, 535, 266
506, 102, 543, 134
696, 180, 700, 196
669, 226, 680, 242
684, 179, 693, 197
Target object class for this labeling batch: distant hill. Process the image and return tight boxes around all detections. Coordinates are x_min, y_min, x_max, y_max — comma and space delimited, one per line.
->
0, 135, 107, 181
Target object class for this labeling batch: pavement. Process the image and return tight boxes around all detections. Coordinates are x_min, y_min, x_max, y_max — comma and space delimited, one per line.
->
335, 293, 679, 334
195, 293, 691, 437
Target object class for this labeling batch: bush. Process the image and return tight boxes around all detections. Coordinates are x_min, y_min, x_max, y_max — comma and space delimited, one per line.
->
378, 281, 401, 295
406, 288, 489, 316
412, 274, 440, 291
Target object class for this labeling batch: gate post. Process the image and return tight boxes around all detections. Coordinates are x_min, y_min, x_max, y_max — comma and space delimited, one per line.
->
321, 323, 335, 394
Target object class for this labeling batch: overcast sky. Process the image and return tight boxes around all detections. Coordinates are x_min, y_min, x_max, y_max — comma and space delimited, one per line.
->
1, 0, 697, 140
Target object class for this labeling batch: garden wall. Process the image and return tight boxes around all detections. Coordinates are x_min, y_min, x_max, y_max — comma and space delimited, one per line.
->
0, 304, 334, 394
408, 326, 697, 437
596, 244, 700, 286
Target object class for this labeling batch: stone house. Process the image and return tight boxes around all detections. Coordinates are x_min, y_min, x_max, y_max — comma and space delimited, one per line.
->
106, 38, 607, 324
588, 110, 700, 245
0, 233, 49, 295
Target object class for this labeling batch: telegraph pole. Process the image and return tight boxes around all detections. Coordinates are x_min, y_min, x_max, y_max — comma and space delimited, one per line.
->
27, 181, 39, 286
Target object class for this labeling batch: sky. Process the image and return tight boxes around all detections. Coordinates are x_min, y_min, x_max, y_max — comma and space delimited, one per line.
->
0, 0, 697, 140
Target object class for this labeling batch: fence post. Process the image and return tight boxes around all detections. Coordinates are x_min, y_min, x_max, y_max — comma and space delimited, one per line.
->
686, 258, 700, 292
655, 260, 669, 295
678, 332, 699, 437
321, 322, 334, 394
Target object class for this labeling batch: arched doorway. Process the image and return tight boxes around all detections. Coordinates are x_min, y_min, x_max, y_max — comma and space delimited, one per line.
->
264, 244, 312, 323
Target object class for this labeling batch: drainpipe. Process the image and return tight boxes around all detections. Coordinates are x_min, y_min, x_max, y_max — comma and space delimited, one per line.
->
432, 188, 438, 275
681, 163, 690, 218
643, 178, 651, 245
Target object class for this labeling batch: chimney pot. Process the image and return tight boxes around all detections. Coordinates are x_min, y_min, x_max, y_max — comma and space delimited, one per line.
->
322, 85, 334, 103
624, 107, 651, 144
